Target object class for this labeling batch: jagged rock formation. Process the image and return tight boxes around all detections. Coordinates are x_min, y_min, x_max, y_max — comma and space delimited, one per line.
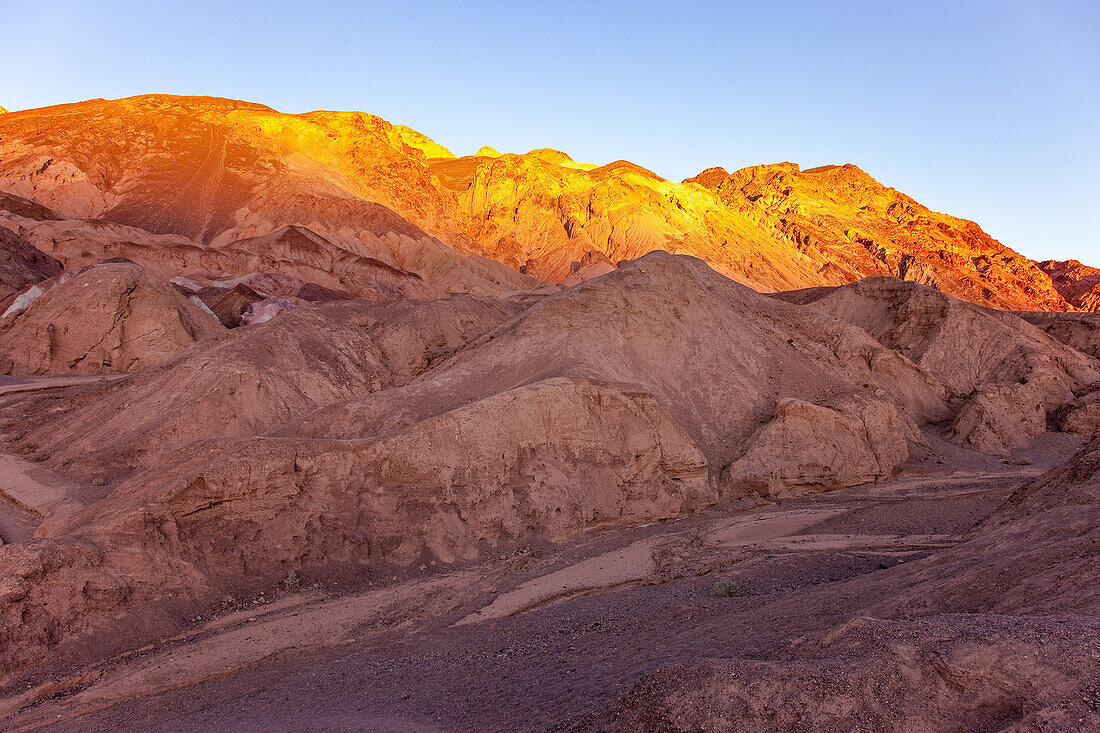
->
775, 277, 1100, 453
0, 225, 61, 307
0, 262, 224, 375
1039, 259, 1100, 311
429, 151, 811, 287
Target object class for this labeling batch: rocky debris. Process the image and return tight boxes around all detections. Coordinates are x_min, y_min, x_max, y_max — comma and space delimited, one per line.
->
598, 616, 1099, 732
0, 262, 224, 375
595, 436, 1100, 731
0, 226, 61, 308
776, 276, 1100, 453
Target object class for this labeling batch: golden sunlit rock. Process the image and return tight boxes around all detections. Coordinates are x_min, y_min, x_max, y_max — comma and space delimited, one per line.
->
1, 94, 1091, 312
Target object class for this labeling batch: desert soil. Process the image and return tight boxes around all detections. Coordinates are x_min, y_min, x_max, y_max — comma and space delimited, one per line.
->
2, 423, 1080, 732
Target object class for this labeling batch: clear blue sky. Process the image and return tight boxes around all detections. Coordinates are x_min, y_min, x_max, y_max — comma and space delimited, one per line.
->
2, 1, 1096, 263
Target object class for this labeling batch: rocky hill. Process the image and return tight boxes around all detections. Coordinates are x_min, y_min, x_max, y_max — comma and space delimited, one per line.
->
0, 95, 1093, 312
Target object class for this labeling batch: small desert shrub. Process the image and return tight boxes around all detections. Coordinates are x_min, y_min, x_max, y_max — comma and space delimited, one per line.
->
712, 579, 742, 598
281, 570, 302, 593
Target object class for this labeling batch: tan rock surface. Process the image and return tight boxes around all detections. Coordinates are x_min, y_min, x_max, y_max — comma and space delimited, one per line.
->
1017, 310, 1100, 359
0, 254, 956, 673
723, 395, 927, 497
5, 295, 520, 479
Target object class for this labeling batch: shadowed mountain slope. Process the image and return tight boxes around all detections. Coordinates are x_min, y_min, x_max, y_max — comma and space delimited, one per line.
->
1039, 259, 1100, 311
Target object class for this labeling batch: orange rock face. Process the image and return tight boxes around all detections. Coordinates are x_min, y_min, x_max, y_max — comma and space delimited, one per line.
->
0, 96, 536, 296
0, 94, 1092, 311
687, 163, 1070, 311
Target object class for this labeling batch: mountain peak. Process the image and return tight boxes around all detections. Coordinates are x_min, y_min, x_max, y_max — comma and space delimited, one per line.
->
391, 124, 454, 159
525, 147, 574, 164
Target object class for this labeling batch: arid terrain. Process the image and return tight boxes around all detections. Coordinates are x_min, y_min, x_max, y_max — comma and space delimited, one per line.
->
0, 95, 1098, 732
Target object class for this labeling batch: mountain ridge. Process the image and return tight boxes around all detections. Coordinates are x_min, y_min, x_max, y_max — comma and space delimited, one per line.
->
0, 93, 1094, 312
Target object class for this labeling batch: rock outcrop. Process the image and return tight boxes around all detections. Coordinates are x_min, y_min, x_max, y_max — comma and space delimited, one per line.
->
1017, 311, 1100, 359
723, 395, 927, 497
1039, 259, 1100, 311
0, 225, 61, 308
0, 262, 224, 375
0, 254, 956, 672
776, 276, 1100, 453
